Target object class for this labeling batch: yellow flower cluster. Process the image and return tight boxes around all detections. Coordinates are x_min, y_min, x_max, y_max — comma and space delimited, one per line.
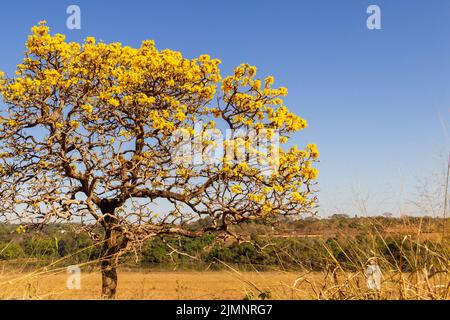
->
291, 192, 306, 203
271, 145, 319, 201
0, 23, 320, 217
0, 71, 5, 87
273, 185, 284, 193
149, 110, 176, 133
176, 167, 191, 179
306, 143, 319, 159
70, 120, 80, 129
221, 161, 258, 179
16, 225, 27, 234
302, 161, 319, 180
269, 106, 308, 131
261, 202, 273, 214
108, 98, 120, 107
136, 93, 156, 105
230, 185, 243, 194
217, 63, 303, 133
248, 193, 265, 203
81, 104, 93, 114
0, 22, 222, 136
7, 119, 18, 127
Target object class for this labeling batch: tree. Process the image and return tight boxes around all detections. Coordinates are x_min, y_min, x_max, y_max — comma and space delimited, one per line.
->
0, 22, 319, 299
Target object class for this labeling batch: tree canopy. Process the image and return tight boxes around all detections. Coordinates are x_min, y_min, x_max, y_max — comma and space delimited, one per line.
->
0, 22, 319, 298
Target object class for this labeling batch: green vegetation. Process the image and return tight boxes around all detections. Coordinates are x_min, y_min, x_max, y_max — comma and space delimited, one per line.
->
1, 216, 448, 273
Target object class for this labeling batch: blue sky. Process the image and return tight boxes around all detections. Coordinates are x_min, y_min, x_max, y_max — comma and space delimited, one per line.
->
0, 0, 449, 216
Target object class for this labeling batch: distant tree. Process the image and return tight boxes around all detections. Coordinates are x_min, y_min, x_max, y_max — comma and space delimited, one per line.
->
330, 214, 350, 220
0, 22, 319, 299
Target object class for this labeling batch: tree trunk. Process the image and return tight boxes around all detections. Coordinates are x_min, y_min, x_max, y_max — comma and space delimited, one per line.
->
101, 256, 118, 299
101, 228, 119, 299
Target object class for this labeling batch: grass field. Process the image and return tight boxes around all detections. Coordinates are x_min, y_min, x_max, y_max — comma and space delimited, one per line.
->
1, 268, 448, 300
0, 270, 314, 300
1, 217, 449, 300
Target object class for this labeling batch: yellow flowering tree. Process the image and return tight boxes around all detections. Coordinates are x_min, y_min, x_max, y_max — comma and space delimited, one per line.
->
0, 22, 319, 299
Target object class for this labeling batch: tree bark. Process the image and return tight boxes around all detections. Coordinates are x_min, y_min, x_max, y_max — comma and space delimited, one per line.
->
101, 228, 119, 299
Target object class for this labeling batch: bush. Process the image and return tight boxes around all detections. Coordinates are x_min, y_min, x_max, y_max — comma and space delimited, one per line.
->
23, 237, 59, 257
0, 242, 24, 259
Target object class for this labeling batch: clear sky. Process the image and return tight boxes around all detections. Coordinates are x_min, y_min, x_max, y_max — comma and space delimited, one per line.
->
0, 0, 449, 217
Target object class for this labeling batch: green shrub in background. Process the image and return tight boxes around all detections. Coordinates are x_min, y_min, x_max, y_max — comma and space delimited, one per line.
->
0, 242, 24, 259
0, 218, 448, 272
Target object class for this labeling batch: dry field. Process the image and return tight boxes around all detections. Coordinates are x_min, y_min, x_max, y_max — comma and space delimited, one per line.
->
0, 270, 315, 300
1, 268, 448, 300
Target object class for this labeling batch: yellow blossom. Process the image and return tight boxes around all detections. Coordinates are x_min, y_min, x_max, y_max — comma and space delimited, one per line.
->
231, 185, 243, 194
70, 120, 80, 129
264, 75, 274, 86
291, 192, 305, 203
7, 119, 18, 127
174, 112, 186, 122
249, 193, 265, 203
81, 104, 93, 114
306, 143, 319, 159
108, 98, 120, 107
16, 225, 26, 234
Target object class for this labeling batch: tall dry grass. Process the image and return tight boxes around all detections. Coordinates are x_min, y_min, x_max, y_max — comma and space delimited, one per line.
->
1, 218, 448, 300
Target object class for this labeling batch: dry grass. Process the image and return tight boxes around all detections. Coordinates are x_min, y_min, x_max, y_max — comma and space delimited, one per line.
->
0, 209, 449, 300
0, 270, 315, 300
0, 267, 448, 300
